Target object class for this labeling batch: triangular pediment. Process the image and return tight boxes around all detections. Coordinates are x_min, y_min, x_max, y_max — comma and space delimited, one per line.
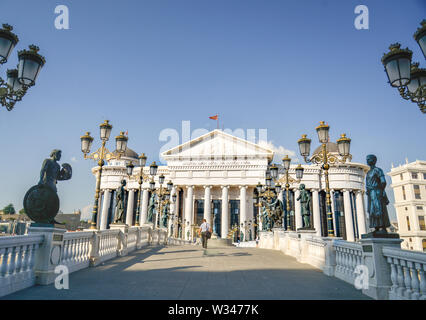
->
162, 130, 273, 160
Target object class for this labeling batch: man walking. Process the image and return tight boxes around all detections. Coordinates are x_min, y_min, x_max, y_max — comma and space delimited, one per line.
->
199, 219, 211, 249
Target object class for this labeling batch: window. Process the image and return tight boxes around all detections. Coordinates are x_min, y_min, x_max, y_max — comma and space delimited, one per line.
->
400, 173, 404, 180
411, 172, 418, 179
406, 216, 411, 231
419, 216, 426, 231
423, 240, 426, 252
424, 173, 426, 180
402, 186, 406, 200
414, 185, 421, 200
417, 206, 424, 210
405, 207, 408, 211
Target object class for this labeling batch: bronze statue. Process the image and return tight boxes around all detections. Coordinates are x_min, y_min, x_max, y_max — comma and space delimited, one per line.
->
113, 180, 127, 223
365, 154, 391, 235
147, 193, 156, 223
23, 149, 72, 225
297, 184, 312, 229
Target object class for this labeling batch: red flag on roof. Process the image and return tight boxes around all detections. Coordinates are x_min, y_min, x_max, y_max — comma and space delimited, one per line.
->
209, 115, 218, 120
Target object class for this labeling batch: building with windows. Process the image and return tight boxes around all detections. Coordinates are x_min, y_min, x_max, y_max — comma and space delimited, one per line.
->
93, 130, 370, 242
388, 160, 426, 252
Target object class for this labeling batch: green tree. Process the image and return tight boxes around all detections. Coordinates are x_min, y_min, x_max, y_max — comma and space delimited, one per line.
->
19, 208, 25, 215
3, 204, 16, 215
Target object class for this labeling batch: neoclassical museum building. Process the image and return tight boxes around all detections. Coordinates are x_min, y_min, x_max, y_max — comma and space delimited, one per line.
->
93, 130, 369, 242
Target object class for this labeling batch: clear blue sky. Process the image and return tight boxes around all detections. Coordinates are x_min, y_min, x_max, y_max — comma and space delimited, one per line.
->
0, 0, 424, 219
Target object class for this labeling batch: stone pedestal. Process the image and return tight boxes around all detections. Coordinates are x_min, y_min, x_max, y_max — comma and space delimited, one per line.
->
259, 231, 274, 249
272, 228, 285, 250
28, 226, 66, 285
360, 237, 403, 300
109, 223, 129, 256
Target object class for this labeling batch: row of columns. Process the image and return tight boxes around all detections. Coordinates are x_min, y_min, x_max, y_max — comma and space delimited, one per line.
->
97, 186, 367, 242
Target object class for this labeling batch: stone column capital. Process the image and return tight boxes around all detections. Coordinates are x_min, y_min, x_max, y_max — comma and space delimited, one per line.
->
203, 185, 212, 189
221, 185, 229, 190
239, 185, 248, 190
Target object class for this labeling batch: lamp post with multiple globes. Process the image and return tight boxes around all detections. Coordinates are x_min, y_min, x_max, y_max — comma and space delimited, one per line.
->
381, 20, 426, 113
80, 120, 128, 229
0, 24, 46, 111
297, 121, 351, 237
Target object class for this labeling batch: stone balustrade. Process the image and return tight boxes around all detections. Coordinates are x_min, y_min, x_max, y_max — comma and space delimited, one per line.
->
257, 228, 426, 300
333, 240, 363, 285
383, 247, 426, 300
0, 225, 168, 297
0, 234, 44, 297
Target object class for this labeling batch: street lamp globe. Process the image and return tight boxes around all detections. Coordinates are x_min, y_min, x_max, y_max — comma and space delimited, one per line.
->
282, 155, 291, 171
297, 134, 311, 158
159, 174, 165, 185
316, 121, 330, 144
6, 69, 23, 94
150, 161, 158, 176
115, 131, 128, 153
99, 120, 112, 141
172, 193, 177, 203
0, 24, 18, 64
139, 153, 147, 167
381, 43, 413, 88
80, 132, 94, 155
270, 164, 278, 179
295, 164, 304, 180
265, 177, 272, 188
149, 179, 155, 191
414, 20, 426, 59
167, 180, 173, 192
126, 161, 134, 176
275, 184, 281, 194
407, 63, 426, 102
17, 45, 45, 87
336, 133, 351, 157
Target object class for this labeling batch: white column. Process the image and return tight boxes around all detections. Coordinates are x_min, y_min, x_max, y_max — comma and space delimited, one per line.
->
204, 186, 211, 225
239, 186, 247, 228
125, 189, 135, 226
185, 186, 194, 240
312, 189, 321, 236
100, 189, 111, 230
343, 189, 355, 242
140, 188, 149, 225
221, 186, 229, 239
175, 187, 181, 238
355, 190, 367, 236
294, 188, 302, 230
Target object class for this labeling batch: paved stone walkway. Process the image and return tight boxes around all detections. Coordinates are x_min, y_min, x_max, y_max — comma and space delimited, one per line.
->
4, 245, 369, 300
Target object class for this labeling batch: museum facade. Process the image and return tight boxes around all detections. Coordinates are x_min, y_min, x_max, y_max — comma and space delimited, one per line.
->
93, 129, 369, 242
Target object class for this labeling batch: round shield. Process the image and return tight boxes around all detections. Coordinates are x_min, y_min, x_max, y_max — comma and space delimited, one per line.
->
23, 184, 60, 224
61, 163, 72, 180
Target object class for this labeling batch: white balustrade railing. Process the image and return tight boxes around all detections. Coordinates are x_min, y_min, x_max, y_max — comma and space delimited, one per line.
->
61, 231, 93, 273
304, 237, 326, 269
0, 234, 44, 297
127, 227, 139, 252
98, 229, 120, 262
383, 247, 426, 300
333, 240, 363, 285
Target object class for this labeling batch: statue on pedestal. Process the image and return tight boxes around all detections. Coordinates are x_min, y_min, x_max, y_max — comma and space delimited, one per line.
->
365, 154, 393, 237
147, 193, 156, 223
297, 184, 312, 229
161, 203, 168, 228
113, 180, 127, 224
24, 149, 72, 225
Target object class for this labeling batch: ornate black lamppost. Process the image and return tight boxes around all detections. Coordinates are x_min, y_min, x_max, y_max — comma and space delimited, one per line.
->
80, 120, 128, 229
382, 20, 426, 113
297, 121, 351, 237
0, 24, 45, 111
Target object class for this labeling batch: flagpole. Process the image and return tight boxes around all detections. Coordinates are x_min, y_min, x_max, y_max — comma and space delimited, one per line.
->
217, 113, 219, 130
